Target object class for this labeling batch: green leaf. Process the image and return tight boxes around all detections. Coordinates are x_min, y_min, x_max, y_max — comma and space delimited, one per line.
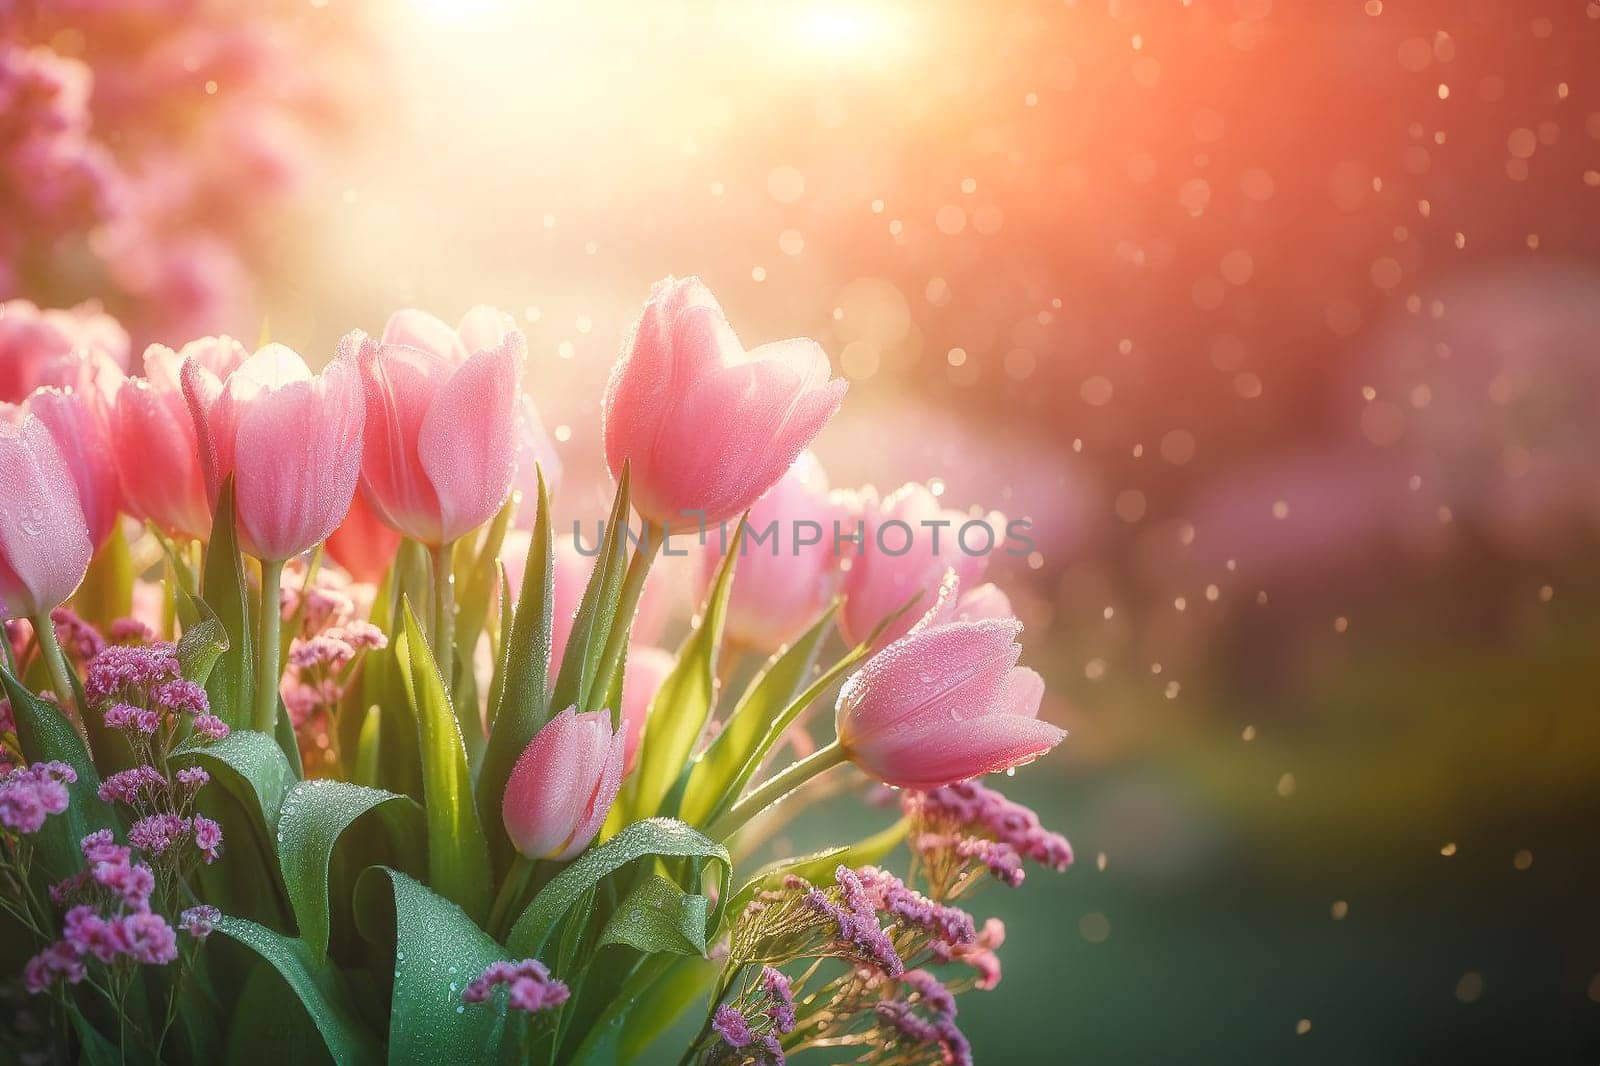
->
213, 915, 382, 1066
452, 492, 517, 726
679, 601, 836, 826
200, 478, 255, 729
506, 818, 729, 959
176, 728, 297, 831
617, 956, 719, 1064
0, 663, 116, 879
276, 780, 423, 961
550, 465, 630, 716
630, 524, 740, 821
393, 599, 493, 922
175, 593, 230, 690
478, 468, 552, 874
597, 873, 709, 956
355, 868, 520, 1065
565, 955, 678, 1066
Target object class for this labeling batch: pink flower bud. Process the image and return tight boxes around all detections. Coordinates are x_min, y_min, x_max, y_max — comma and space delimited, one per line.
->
0, 409, 91, 620
325, 488, 401, 584
502, 707, 625, 861
601, 276, 846, 526
837, 483, 1003, 650
111, 345, 214, 541
698, 451, 844, 651
181, 340, 365, 561
348, 307, 526, 546
835, 574, 1064, 790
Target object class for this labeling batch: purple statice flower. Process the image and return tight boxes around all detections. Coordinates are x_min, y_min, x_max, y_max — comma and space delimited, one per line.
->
152, 678, 208, 717
128, 813, 190, 857
801, 868, 904, 978
289, 635, 355, 671
334, 620, 387, 652
760, 966, 796, 1034
103, 701, 156, 734
461, 959, 569, 1014
711, 1005, 785, 1064
50, 606, 105, 663
857, 866, 976, 948
874, 1000, 972, 1066
98, 764, 166, 805
175, 766, 210, 790
117, 909, 178, 965
191, 714, 229, 741
108, 617, 156, 645
179, 904, 220, 939
930, 918, 1005, 990
23, 940, 87, 994
0, 760, 77, 834
63, 905, 125, 964
84, 642, 181, 704
902, 970, 957, 1019
952, 836, 1025, 888
191, 814, 223, 863
905, 781, 1073, 886
0, 696, 14, 736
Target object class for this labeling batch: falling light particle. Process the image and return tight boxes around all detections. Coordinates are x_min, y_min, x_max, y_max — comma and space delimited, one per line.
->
1096, 852, 1108, 872
1164, 681, 1181, 699
1079, 913, 1111, 943
1334, 616, 1349, 633
1272, 500, 1290, 519
751, 266, 767, 282
1441, 842, 1457, 856
1206, 584, 1220, 601
1277, 773, 1296, 797
1296, 1019, 1312, 1036
1455, 972, 1484, 1004
1513, 849, 1533, 870
1242, 724, 1257, 741
553, 424, 571, 443
1539, 585, 1554, 602
1103, 606, 1115, 620
1085, 658, 1107, 680
1331, 900, 1349, 920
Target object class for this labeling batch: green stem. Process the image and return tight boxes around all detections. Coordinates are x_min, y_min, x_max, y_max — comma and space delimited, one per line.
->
31, 613, 78, 723
487, 853, 537, 941
591, 522, 662, 720
431, 540, 456, 690
252, 558, 285, 734
705, 740, 847, 843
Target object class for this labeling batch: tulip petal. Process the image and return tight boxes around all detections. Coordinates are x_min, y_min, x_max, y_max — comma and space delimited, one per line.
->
417, 331, 523, 544
357, 336, 450, 545
382, 308, 466, 362
0, 414, 91, 618
837, 617, 1023, 742
864, 715, 1066, 790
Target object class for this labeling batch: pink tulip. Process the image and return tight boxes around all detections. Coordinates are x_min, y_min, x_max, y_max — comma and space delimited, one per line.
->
834, 572, 1064, 790
698, 451, 843, 651
181, 341, 365, 561
110, 343, 217, 541
348, 307, 526, 546
502, 706, 625, 861
620, 644, 673, 774
0, 299, 130, 405
837, 482, 1003, 650
0, 410, 92, 620
23, 385, 122, 549
325, 489, 402, 584
602, 276, 846, 526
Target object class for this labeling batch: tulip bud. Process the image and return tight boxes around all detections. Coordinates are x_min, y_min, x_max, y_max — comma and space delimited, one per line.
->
348, 307, 526, 546
601, 276, 846, 526
502, 707, 625, 861
837, 482, 1004, 650
0, 410, 92, 620
111, 345, 215, 541
698, 451, 843, 652
181, 340, 365, 561
835, 572, 1064, 790
0, 299, 129, 405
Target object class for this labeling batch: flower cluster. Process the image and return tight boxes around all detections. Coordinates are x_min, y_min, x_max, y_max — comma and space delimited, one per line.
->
278, 562, 386, 769
902, 780, 1073, 896
704, 966, 795, 1065
461, 958, 571, 1014
0, 760, 75, 835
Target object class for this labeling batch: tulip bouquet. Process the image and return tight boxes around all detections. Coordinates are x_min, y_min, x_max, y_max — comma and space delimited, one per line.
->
0, 277, 1070, 1064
